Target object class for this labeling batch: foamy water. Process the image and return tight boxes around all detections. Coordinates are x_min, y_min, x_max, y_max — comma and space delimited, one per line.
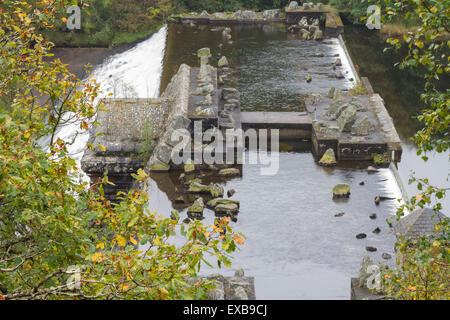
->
38, 26, 168, 179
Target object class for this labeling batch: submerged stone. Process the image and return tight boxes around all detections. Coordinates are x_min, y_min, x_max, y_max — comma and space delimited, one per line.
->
333, 183, 350, 199
218, 56, 229, 67
382, 253, 392, 260
184, 162, 196, 174
188, 181, 224, 198
197, 47, 212, 58
356, 233, 367, 239
319, 148, 337, 167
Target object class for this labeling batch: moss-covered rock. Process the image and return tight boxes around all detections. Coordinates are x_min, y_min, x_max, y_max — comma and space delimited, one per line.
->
187, 181, 224, 198
206, 198, 240, 210
188, 197, 204, 215
218, 168, 241, 177
215, 203, 239, 215
319, 148, 337, 167
333, 183, 350, 199
184, 162, 196, 174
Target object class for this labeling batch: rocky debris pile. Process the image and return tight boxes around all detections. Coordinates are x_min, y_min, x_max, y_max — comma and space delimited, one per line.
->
193, 47, 218, 118
288, 16, 323, 40
146, 65, 192, 172
318, 148, 337, 167
205, 268, 255, 300
232, 10, 257, 20
333, 183, 350, 199
217, 52, 240, 129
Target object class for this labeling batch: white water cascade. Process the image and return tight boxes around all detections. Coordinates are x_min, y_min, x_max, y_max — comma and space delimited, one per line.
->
40, 26, 168, 178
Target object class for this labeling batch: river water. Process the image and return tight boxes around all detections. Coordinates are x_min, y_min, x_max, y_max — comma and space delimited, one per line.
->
51, 23, 447, 299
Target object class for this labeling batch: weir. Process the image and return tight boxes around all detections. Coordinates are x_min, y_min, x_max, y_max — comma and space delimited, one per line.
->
77, 10, 409, 299
81, 7, 402, 185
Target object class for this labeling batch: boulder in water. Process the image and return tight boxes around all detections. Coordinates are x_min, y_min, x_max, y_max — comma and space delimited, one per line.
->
319, 148, 337, 167
188, 197, 204, 215
356, 233, 367, 239
197, 47, 212, 58
218, 56, 229, 67
335, 70, 345, 79
382, 253, 392, 260
333, 183, 351, 199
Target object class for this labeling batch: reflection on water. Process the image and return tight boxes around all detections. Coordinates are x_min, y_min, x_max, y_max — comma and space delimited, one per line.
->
161, 23, 356, 111
344, 25, 449, 213
146, 151, 400, 299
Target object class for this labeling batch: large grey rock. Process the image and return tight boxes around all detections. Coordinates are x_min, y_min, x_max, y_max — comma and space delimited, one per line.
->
263, 9, 280, 19
326, 100, 347, 119
351, 116, 374, 136
241, 10, 257, 20
288, 1, 299, 10
337, 105, 357, 132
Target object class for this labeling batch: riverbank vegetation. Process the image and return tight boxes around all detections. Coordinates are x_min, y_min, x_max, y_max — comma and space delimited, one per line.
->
0, 0, 242, 300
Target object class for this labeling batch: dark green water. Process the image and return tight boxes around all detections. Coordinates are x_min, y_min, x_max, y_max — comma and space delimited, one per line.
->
343, 25, 449, 212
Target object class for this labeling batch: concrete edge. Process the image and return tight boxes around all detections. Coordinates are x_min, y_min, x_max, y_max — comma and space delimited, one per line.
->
338, 34, 361, 83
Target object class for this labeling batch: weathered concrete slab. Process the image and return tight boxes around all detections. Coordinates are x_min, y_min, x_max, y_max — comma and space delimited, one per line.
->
241, 111, 312, 139
306, 91, 402, 162
325, 12, 344, 36
81, 98, 170, 174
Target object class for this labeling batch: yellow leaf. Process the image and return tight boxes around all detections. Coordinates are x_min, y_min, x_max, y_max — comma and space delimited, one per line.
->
116, 235, 126, 247
91, 252, 102, 263
129, 237, 137, 245
61, 17, 67, 23
98, 144, 106, 152
96, 242, 105, 250
415, 194, 423, 200
233, 235, 244, 245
